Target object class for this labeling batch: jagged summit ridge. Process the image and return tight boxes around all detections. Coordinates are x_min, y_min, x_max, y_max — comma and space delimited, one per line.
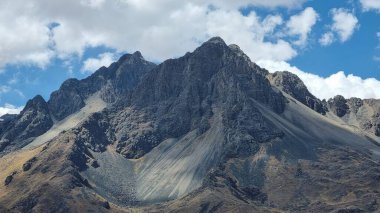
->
268, 71, 327, 114
0, 95, 52, 153
268, 70, 380, 136
117, 35, 285, 158
205, 36, 227, 45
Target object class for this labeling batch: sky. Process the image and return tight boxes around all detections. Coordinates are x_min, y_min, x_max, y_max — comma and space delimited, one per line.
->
0, 0, 380, 116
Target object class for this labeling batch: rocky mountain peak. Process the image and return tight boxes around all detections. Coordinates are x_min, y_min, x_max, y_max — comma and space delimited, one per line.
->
116, 37, 286, 158
228, 44, 243, 55
325, 96, 380, 136
47, 51, 156, 121
228, 44, 252, 62
23, 95, 49, 113
115, 51, 147, 66
205, 36, 227, 45
0, 95, 52, 153
132, 50, 143, 59
328, 95, 349, 117
268, 71, 327, 114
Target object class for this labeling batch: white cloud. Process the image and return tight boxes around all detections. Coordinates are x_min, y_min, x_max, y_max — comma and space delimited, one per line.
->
199, 0, 306, 9
331, 8, 359, 42
206, 10, 296, 61
0, 0, 307, 69
319, 8, 359, 47
286, 7, 319, 46
2, 0, 379, 102
319, 32, 335, 46
0, 1, 54, 69
81, 52, 116, 73
0, 104, 23, 117
360, 0, 380, 12
0, 86, 11, 94
257, 60, 380, 100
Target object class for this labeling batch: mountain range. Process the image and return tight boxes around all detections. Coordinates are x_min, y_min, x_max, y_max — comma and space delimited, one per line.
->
0, 37, 379, 213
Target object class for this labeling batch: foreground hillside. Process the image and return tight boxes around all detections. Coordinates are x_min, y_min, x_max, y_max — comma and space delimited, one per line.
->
1, 37, 379, 213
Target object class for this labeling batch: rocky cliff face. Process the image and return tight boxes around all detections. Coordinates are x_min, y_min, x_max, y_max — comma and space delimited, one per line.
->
268, 71, 327, 114
48, 51, 156, 120
0, 37, 379, 213
114, 37, 285, 158
0, 52, 156, 154
327, 95, 380, 136
267, 71, 380, 138
0, 95, 53, 153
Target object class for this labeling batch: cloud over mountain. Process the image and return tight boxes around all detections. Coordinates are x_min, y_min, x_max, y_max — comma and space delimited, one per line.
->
81, 52, 117, 73
0, 0, 310, 68
0, 104, 23, 117
258, 60, 380, 100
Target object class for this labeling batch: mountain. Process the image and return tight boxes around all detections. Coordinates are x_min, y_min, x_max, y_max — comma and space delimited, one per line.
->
269, 71, 380, 137
0, 95, 53, 154
0, 37, 379, 213
268, 71, 327, 114
327, 95, 380, 137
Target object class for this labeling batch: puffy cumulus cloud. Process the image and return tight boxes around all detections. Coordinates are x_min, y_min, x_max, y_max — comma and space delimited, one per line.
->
319, 8, 359, 46
82, 52, 117, 73
319, 32, 335, 46
331, 8, 359, 42
198, 0, 307, 9
360, 0, 380, 12
286, 7, 319, 46
0, 1, 54, 69
0, 104, 23, 117
206, 10, 296, 61
0, 0, 308, 69
257, 60, 380, 100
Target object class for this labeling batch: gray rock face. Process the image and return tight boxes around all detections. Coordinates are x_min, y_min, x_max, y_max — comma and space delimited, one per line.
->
328, 95, 349, 117
48, 52, 156, 120
0, 114, 17, 134
48, 78, 87, 121
328, 96, 380, 136
268, 72, 380, 137
0, 52, 155, 154
4, 175, 13, 186
268, 71, 327, 114
0, 95, 53, 153
113, 37, 285, 158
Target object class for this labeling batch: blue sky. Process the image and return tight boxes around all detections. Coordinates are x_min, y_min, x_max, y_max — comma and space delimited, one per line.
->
0, 0, 380, 115
291, 0, 380, 78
